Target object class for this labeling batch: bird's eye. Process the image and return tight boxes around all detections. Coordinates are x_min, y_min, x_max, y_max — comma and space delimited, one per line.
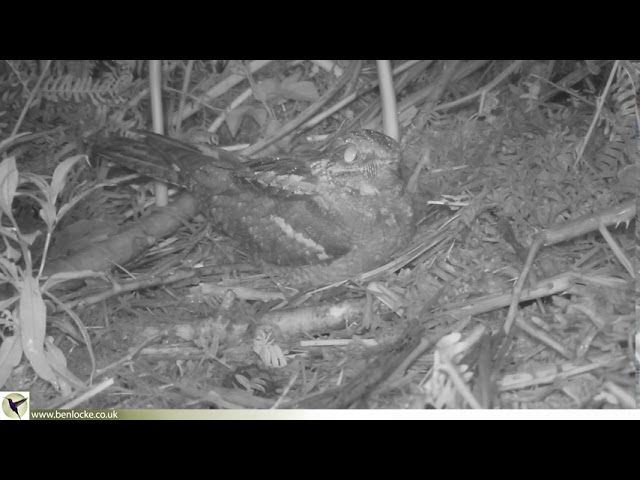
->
343, 145, 357, 163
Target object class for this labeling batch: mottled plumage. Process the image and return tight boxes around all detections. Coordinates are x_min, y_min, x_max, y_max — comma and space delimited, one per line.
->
94, 130, 414, 285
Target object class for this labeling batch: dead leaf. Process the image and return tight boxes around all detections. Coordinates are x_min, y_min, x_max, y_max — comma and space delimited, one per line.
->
281, 72, 302, 85
246, 107, 268, 128
263, 118, 282, 138
226, 106, 269, 138
253, 78, 280, 103
226, 106, 252, 138
281, 81, 320, 102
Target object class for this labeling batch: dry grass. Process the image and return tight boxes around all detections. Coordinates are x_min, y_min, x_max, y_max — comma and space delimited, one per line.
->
1, 60, 636, 410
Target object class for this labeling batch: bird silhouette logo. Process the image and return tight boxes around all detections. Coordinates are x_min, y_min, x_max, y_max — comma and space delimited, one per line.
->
2, 394, 29, 420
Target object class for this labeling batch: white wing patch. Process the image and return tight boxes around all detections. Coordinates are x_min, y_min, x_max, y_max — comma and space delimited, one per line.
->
269, 215, 330, 261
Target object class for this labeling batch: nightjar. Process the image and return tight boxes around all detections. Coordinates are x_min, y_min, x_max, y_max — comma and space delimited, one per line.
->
94, 130, 414, 286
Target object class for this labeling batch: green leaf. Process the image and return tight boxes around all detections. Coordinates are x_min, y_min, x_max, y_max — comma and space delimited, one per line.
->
0, 224, 19, 243
0, 294, 19, 311
0, 156, 18, 223
44, 338, 86, 391
0, 241, 22, 263
0, 256, 20, 283
0, 334, 23, 389
49, 154, 86, 204
0, 132, 31, 153
19, 172, 50, 195
55, 181, 114, 223
19, 272, 58, 387
39, 201, 57, 230
18, 229, 41, 247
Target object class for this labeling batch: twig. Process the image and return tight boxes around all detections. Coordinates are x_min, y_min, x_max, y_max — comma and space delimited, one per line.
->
502, 199, 635, 334
539, 60, 610, 103
420, 59, 461, 114
433, 60, 524, 113
149, 60, 168, 207
497, 354, 627, 391
376, 60, 399, 140
310, 60, 344, 77
395, 60, 488, 117
175, 60, 195, 134
515, 316, 573, 359
573, 60, 620, 168
0, 127, 63, 155
241, 61, 359, 157
603, 381, 636, 409
359, 61, 434, 130
503, 237, 543, 334
598, 221, 634, 277
58, 378, 115, 410
302, 60, 423, 131
207, 88, 253, 134
10, 59, 51, 138
95, 333, 166, 376
172, 60, 272, 127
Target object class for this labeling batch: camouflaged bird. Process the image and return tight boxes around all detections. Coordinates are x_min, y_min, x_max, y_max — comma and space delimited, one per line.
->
94, 130, 414, 286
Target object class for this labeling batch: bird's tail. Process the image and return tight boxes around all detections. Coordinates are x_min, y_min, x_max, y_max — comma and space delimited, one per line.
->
92, 131, 244, 189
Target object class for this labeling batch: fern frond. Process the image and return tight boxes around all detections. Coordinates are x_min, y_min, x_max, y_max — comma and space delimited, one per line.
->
39, 73, 131, 106
610, 63, 639, 138
592, 62, 639, 173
